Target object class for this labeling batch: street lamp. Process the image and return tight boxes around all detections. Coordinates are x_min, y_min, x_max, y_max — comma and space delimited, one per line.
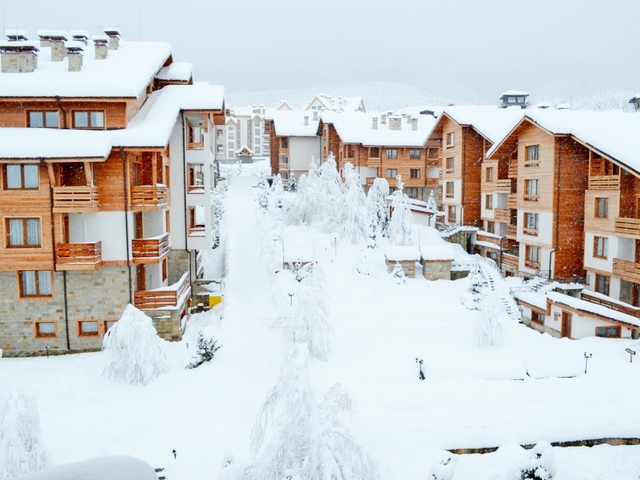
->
415, 358, 425, 380
584, 352, 593, 374
288, 292, 295, 306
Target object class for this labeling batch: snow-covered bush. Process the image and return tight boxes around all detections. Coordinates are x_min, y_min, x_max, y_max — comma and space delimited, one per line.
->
256, 173, 270, 211
0, 391, 50, 479
427, 453, 458, 480
269, 174, 285, 212
247, 345, 380, 480
340, 162, 367, 244
461, 263, 485, 310
426, 190, 438, 212
515, 441, 556, 480
212, 181, 227, 249
287, 172, 297, 192
388, 176, 414, 246
102, 304, 169, 386
274, 264, 332, 361
391, 262, 406, 285
186, 332, 222, 369
366, 177, 390, 247
475, 294, 506, 348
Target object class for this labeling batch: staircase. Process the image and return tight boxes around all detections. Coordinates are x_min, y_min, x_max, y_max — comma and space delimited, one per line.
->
475, 255, 523, 322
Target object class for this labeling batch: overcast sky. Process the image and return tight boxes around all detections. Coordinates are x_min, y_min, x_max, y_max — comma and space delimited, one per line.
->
5, 0, 640, 105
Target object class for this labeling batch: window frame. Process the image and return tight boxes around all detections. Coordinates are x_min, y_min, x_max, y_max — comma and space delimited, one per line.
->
595, 197, 609, 218
6, 218, 41, 248
446, 132, 455, 147
593, 236, 608, 259
486, 167, 494, 182
28, 111, 59, 128
409, 149, 421, 160
72, 110, 105, 129
485, 194, 494, 210
409, 168, 421, 179
525, 245, 540, 269
446, 157, 454, 173
445, 181, 454, 198
19, 270, 53, 298
78, 320, 100, 337
447, 205, 456, 222
385, 168, 398, 179
595, 325, 621, 338
524, 179, 539, 201
595, 274, 610, 295
531, 311, 545, 325
4, 164, 39, 190
525, 145, 540, 167
386, 149, 398, 160
524, 212, 539, 236
35, 321, 57, 338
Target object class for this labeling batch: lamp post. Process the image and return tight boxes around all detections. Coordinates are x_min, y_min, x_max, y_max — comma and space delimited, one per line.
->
584, 352, 592, 374
45, 345, 49, 359
415, 358, 425, 380
499, 236, 505, 270
288, 292, 295, 306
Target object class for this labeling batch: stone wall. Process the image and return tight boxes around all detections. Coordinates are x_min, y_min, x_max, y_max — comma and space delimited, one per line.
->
168, 249, 190, 284
422, 260, 452, 281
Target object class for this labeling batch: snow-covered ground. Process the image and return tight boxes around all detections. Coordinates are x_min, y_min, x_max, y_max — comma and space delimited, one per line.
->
3, 172, 640, 479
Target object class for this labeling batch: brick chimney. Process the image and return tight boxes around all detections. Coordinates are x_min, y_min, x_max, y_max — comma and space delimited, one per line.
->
103, 28, 121, 50
389, 116, 401, 131
65, 41, 84, 72
93, 35, 108, 59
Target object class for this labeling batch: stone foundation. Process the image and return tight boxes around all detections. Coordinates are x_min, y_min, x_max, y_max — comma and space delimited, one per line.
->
422, 260, 452, 281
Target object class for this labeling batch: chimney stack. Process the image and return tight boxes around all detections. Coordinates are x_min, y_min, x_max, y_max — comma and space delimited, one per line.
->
5, 29, 29, 42
93, 35, 109, 59
0, 41, 39, 73
411, 118, 418, 131
65, 40, 84, 72
70, 30, 90, 46
304, 115, 309, 126
103, 28, 121, 50
372, 117, 378, 130
389, 116, 401, 131
381, 114, 387, 124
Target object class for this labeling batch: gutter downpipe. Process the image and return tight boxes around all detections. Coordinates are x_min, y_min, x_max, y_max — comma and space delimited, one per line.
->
120, 147, 133, 305
54, 95, 67, 129
181, 112, 193, 299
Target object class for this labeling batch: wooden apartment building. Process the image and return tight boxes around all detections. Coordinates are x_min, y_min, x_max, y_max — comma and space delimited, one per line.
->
0, 29, 225, 356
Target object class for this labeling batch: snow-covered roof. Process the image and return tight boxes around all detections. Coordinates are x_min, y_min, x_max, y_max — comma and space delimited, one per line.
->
486, 109, 640, 174
70, 29, 90, 39
547, 291, 640, 327
0, 40, 172, 98
155, 62, 193, 82
265, 109, 320, 137
14, 455, 158, 480
5, 29, 29, 39
384, 245, 420, 261
0, 128, 112, 159
235, 145, 254, 155
37, 29, 69, 40
321, 110, 437, 147
435, 106, 525, 145
304, 94, 365, 112
420, 244, 456, 261
500, 90, 529, 98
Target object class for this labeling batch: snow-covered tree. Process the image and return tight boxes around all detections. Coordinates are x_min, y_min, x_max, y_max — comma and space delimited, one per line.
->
287, 172, 297, 192
212, 181, 227, 249
475, 293, 506, 348
247, 345, 380, 480
0, 392, 50, 479
316, 154, 344, 232
274, 264, 332, 361
515, 441, 556, 480
461, 263, 485, 310
102, 304, 169, 386
388, 176, 414, 245
426, 190, 438, 212
427, 453, 458, 480
340, 163, 367, 244
269, 174, 284, 211
391, 262, 406, 285
366, 177, 390, 245
186, 332, 222, 369
256, 173, 270, 211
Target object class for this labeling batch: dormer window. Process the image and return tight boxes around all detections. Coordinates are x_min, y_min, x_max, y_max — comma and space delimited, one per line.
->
73, 111, 104, 129
29, 111, 59, 128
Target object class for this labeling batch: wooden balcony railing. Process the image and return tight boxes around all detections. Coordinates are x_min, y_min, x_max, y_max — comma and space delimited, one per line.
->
582, 288, 640, 319
502, 252, 519, 269
366, 157, 382, 167
508, 194, 517, 209
495, 179, 511, 193
495, 208, 510, 223
132, 233, 170, 264
187, 141, 204, 150
53, 186, 99, 213
524, 259, 541, 270
506, 224, 517, 238
612, 258, 640, 285
476, 233, 501, 247
588, 175, 620, 191
55, 241, 102, 270
134, 272, 191, 309
508, 161, 518, 178
131, 185, 169, 209
615, 217, 640, 237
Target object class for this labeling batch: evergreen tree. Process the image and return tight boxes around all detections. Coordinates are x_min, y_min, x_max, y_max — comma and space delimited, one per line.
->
391, 262, 407, 285
461, 263, 485, 310
340, 162, 367, 244
316, 154, 343, 232
186, 332, 222, 369
287, 172, 297, 192
515, 442, 556, 480
475, 293, 506, 348
388, 175, 414, 245
256, 173, 270, 211
426, 190, 438, 212
366, 177, 390, 241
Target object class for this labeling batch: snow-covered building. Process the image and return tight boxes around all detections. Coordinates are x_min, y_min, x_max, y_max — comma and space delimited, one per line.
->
304, 94, 365, 113
318, 110, 439, 199
220, 104, 270, 164
499, 90, 530, 109
0, 29, 225, 356
629, 94, 640, 112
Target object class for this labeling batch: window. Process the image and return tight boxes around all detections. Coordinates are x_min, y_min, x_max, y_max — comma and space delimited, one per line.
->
410, 169, 420, 179
347, 148, 355, 158
104, 320, 117, 334
446, 157, 454, 173
525, 179, 539, 201
386, 149, 398, 159
448, 205, 456, 221
4, 164, 38, 189
406, 187, 418, 198
187, 164, 204, 191
228, 132, 234, 139
595, 198, 609, 218
369, 147, 380, 158
19, 270, 52, 297
254, 146, 261, 154
594, 236, 608, 258
446, 132, 455, 147
525, 145, 539, 167
427, 147, 439, 158
79, 320, 99, 336
386, 168, 397, 179
6, 218, 41, 247
216, 129, 223, 139
29, 111, 59, 128
254, 128, 260, 135
280, 156, 289, 165
531, 312, 545, 325
524, 213, 539, 235
445, 181, 454, 198
525, 245, 540, 268
595, 274, 610, 295
281, 138, 288, 149
254, 119, 261, 126
216, 144, 223, 154
595, 326, 620, 338
486, 167, 494, 182
485, 194, 494, 210
73, 111, 104, 129
35, 321, 56, 337
486, 221, 495, 234
227, 151, 234, 158
409, 149, 421, 159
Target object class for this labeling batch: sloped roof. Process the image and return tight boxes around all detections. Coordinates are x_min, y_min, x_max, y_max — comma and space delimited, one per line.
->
155, 62, 192, 82
434, 106, 526, 144
265, 109, 320, 137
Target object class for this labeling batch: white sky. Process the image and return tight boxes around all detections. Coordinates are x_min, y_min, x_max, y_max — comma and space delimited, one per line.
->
4, 0, 639, 105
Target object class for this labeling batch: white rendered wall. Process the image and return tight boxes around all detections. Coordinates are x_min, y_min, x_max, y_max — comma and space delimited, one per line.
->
69, 212, 131, 261
290, 137, 321, 172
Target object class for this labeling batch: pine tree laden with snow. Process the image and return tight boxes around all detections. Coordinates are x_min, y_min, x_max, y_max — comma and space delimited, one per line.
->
391, 262, 407, 285
475, 293, 506, 348
366, 177, 390, 242
340, 162, 367, 244
515, 441, 556, 480
427, 453, 458, 480
256, 173, 270, 211
316, 153, 344, 232
460, 263, 485, 310
102, 304, 169, 386
287, 172, 297, 192
186, 332, 222, 369
388, 175, 414, 246
247, 345, 381, 480
0, 392, 50, 479
426, 190, 438, 212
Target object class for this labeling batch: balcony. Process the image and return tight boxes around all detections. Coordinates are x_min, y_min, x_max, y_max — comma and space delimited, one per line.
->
53, 186, 99, 213
134, 271, 190, 310
476, 233, 501, 247
55, 241, 102, 270
524, 259, 541, 270
502, 252, 519, 269
588, 175, 620, 191
615, 217, 640, 237
131, 185, 169, 209
613, 258, 640, 284
508, 161, 518, 178
132, 233, 170, 264
506, 224, 517, 239
494, 208, 510, 223
366, 156, 382, 167
508, 194, 517, 209
496, 179, 511, 193
582, 288, 640, 319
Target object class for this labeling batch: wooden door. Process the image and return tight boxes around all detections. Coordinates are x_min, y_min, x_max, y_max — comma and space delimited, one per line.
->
561, 311, 572, 338
134, 212, 143, 239
136, 264, 146, 291
62, 214, 70, 244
